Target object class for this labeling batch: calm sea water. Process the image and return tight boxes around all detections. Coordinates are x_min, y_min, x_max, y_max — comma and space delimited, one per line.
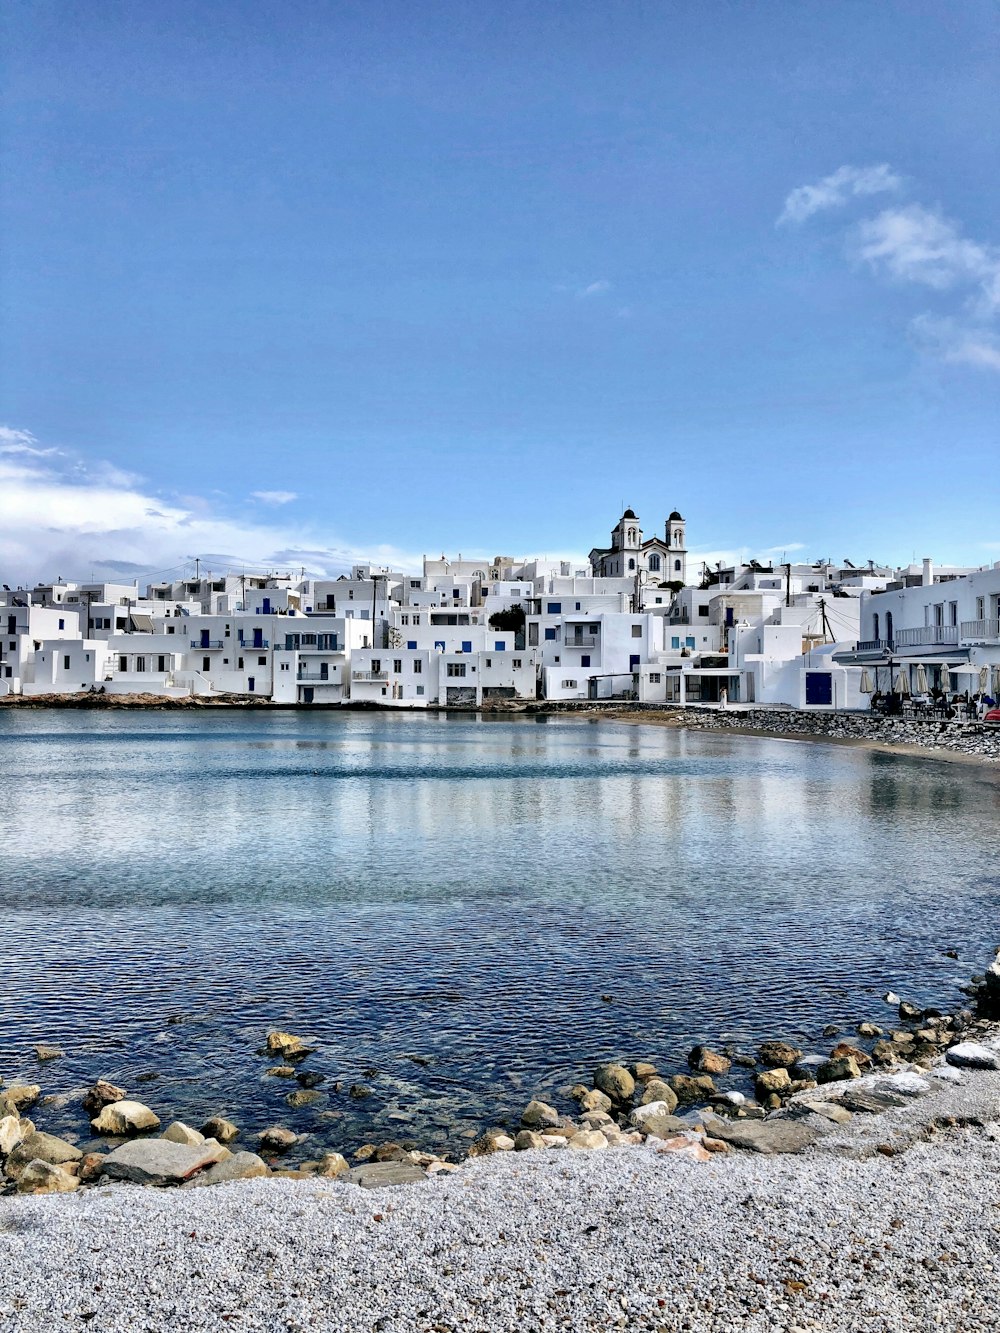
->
1, 710, 998, 1158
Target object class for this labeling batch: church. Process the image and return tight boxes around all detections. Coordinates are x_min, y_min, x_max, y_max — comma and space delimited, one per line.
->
588, 508, 688, 585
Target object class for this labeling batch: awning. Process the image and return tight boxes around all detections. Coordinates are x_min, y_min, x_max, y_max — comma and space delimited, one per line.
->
129, 613, 154, 632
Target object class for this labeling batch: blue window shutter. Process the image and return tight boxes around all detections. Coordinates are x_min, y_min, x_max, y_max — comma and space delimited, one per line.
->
544, 628, 556, 641
495, 640, 505, 651
581, 655, 591, 667
407, 640, 417, 650
671, 636, 680, 649
685, 636, 695, 648
462, 640, 472, 653
547, 602, 561, 614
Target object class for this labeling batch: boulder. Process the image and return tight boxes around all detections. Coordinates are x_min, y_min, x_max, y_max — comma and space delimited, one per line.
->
688, 1047, 731, 1077
667, 1073, 716, 1105
567, 1130, 609, 1150
898, 1001, 923, 1022
102, 1138, 228, 1185
840, 1086, 908, 1114
831, 1042, 872, 1070
757, 1041, 802, 1069
520, 1099, 561, 1130
514, 1130, 547, 1151
91, 1100, 161, 1136
195, 1152, 270, 1186
296, 1071, 326, 1089
593, 1063, 635, 1103
631, 1062, 657, 1081
266, 1031, 307, 1057
33, 1045, 64, 1061
793, 1100, 853, 1125
5, 1132, 82, 1180
78, 1152, 106, 1182
945, 1042, 1000, 1071
200, 1117, 239, 1144
316, 1151, 350, 1178
0, 1114, 30, 1155
339, 1161, 427, 1187
162, 1122, 205, 1147
755, 1068, 792, 1098
578, 1088, 613, 1114
632, 1110, 687, 1139
870, 1041, 897, 1067
82, 1080, 126, 1118
286, 1089, 322, 1109
467, 1131, 514, 1157
857, 1022, 883, 1038
266, 1066, 296, 1078
258, 1125, 297, 1152
816, 1055, 861, 1084
16, 1159, 79, 1194
4, 1085, 41, 1113
706, 1118, 819, 1155
639, 1079, 679, 1112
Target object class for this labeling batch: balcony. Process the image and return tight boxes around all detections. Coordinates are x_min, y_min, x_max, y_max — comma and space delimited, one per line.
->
565, 636, 597, 648
961, 619, 1000, 643
297, 671, 337, 682
352, 670, 388, 682
190, 639, 224, 649
856, 639, 889, 653
894, 625, 959, 647
237, 638, 269, 649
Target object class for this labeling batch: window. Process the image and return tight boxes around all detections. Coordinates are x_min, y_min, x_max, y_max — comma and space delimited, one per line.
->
203, 657, 211, 671
485, 658, 492, 668
58, 618, 65, 630
348, 590, 354, 599
281, 663, 289, 671
393, 659, 402, 673
257, 655, 265, 666
119, 655, 127, 672
168, 625, 175, 634
628, 558, 635, 571
410, 579, 421, 588
416, 685, 424, 695
413, 660, 422, 674
685, 637, 696, 649
157, 655, 166, 671
513, 658, 521, 668
461, 640, 472, 653
238, 657, 244, 668
581, 655, 591, 667
407, 640, 417, 650
650, 672, 661, 684
547, 603, 561, 614
632, 625, 642, 637
494, 641, 505, 651
562, 679, 577, 688
674, 560, 681, 572
63, 654, 70, 669
401, 615, 409, 625
371, 659, 381, 673
544, 628, 557, 641
447, 662, 466, 677
413, 615, 421, 625
136, 657, 146, 672
648, 554, 660, 572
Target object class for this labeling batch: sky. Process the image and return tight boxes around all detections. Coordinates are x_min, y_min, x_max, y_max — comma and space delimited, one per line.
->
1, 0, 998, 585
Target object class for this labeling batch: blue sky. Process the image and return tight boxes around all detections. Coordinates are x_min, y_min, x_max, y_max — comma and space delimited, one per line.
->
2, 0, 998, 583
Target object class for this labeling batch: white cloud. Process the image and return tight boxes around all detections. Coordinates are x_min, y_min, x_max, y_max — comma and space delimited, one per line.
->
0, 430, 422, 585
910, 315, 1000, 371
778, 164, 901, 226
856, 204, 1000, 310
579, 280, 611, 298
252, 490, 298, 505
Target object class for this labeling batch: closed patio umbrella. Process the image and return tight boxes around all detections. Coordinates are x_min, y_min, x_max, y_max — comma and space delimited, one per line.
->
979, 666, 989, 691
992, 666, 1000, 698
893, 671, 910, 696
940, 664, 952, 691
915, 665, 928, 693
859, 668, 874, 694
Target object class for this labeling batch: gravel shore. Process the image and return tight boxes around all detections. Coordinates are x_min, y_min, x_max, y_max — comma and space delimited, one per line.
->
3, 1052, 999, 1333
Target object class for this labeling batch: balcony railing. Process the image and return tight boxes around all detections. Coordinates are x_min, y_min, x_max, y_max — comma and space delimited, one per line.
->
960, 619, 1000, 643
856, 639, 889, 652
352, 670, 388, 681
297, 671, 337, 682
894, 625, 959, 647
237, 638, 269, 649
565, 636, 597, 648
190, 639, 224, 649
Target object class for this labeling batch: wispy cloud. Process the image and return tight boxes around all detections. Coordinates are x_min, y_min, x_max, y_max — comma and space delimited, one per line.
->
0, 428, 422, 585
252, 490, 298, 505
778, 163, 902, 226
781, 168, 1000, 373
856, 204, 1000, 313
578, 279, 612, 298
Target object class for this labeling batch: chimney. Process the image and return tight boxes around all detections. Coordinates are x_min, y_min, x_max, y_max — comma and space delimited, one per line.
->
922, 558, 934, 586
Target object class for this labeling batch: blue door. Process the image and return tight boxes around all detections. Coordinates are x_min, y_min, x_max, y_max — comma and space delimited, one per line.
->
253, 628, 263, 648
805, 673, 833, 706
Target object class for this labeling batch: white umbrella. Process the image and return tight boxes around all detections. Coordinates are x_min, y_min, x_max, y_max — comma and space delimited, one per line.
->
979, 666, 989, 691
915, 665, 928, 693
940, 664, 952, 691
992, 666, 1000, 698
859, 668, 874, 694
893, 671, 910, 696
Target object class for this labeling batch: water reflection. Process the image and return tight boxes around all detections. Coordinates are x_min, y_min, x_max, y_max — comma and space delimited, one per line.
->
0, 711, 998, 1157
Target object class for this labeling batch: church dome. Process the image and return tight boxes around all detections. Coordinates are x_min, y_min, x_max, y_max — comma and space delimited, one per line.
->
622, 508, 637, 519
669, 510, 683, 521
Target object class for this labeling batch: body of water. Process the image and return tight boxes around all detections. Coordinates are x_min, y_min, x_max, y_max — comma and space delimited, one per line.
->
1, 710, 998, 1157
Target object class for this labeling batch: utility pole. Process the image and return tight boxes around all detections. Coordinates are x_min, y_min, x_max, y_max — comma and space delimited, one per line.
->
195, 557, 200, 581
785, 562, 791, 607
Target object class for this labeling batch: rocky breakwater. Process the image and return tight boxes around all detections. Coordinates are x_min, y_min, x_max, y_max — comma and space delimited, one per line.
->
679, 706, 1000, 762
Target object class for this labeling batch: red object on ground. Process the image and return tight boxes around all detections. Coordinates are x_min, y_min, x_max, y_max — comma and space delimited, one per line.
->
984, 707, 1000, 723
